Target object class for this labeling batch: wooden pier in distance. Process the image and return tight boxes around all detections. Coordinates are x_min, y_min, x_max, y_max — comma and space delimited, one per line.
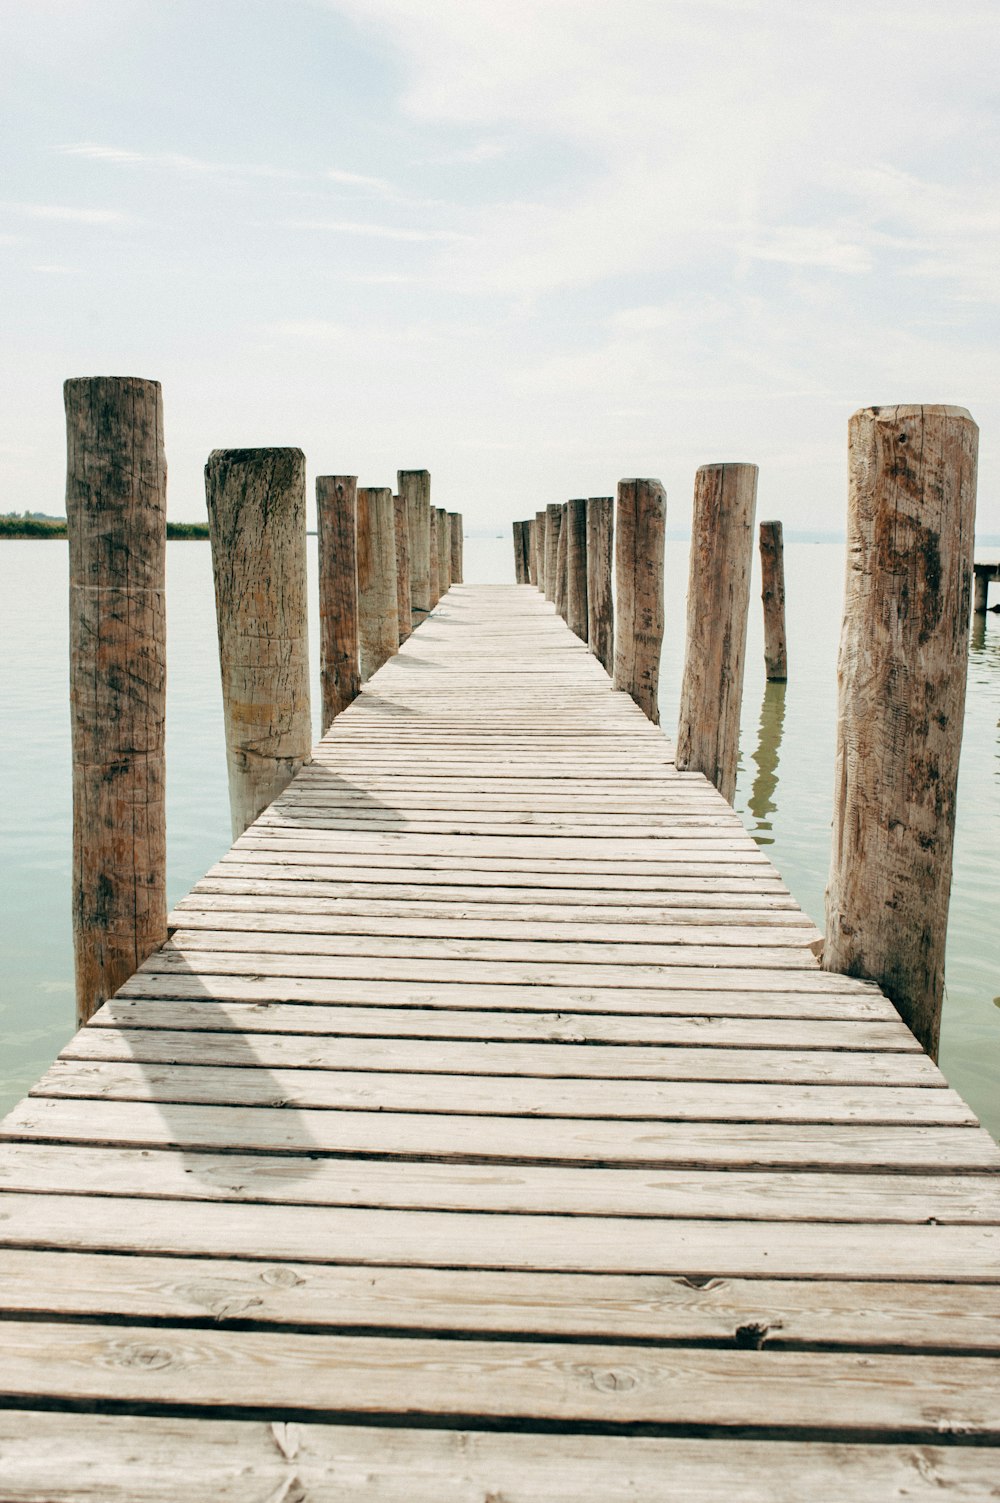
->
1, 584, 998, 1499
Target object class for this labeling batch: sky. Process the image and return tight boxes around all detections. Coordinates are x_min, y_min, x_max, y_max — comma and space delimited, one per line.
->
1, 0, 998, 533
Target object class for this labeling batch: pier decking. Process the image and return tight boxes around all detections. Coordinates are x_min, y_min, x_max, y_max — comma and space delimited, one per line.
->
1, 584, 998, 1499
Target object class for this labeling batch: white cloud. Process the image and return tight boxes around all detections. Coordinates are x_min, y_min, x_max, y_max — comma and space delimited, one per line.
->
58, 142, 299, 179
285, 218, 472, 242
0, 201, 125, 224
326, 167, 396, 193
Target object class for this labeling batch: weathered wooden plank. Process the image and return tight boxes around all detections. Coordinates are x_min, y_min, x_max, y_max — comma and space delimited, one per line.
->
215, 853, 791, 888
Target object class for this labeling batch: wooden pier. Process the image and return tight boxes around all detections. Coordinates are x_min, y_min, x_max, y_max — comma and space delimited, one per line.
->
1, 585, 998, 1499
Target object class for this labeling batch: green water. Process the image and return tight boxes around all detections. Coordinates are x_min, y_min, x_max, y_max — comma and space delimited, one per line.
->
1, 537, 997, 1135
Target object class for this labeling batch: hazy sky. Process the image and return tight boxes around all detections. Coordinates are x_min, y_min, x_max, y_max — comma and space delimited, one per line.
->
2, 0, 998, 531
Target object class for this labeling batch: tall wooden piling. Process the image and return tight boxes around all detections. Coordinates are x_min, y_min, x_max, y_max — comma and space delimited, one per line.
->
676, 462, 758, 803
399, 470, 431, 629
428, 508, 440, 608
449, 512, 463, 583
824, 404, 978, 1059
357, 485, 399, 680
393, 494, 412, 643
527, 519, 537, 585
436, 508, 452, 596
554, 503, 569, 620
760, 520, 788, 681
513, 520, 530, 583
65, 375, 168, 1026
613, 478, 666, 723
586, 496, 614, 674
565, 498, 588, 640
544, 504, 562, 603
534, 509, 546, 590
206, 447, 311, 840
316, 474, 360, 730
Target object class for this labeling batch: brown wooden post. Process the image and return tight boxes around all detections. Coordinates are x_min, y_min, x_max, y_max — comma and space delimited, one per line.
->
399, 469, 430, 628
823, 404, 978, 1059
316, 474, 360, 730
357, 485, 399, 679
676, 463, 759, 803
65, 375, 167, 1026
544, 503, 561, 603
613, 478, 666, 723
565, 498, 588, 639
759, 519, 788, 681
554, 502, 569, 620
449, 512, 463, 583
428, 504, 440, 608
512, 520, 529, 583
527, 518, 538, 585
534, 509, 546, 590
586, 496, 614, 674
393, 493, 412, 643
206, 447, 311, 840
436, 507, 452, 595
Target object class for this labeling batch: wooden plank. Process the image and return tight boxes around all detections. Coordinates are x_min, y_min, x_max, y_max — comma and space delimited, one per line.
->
212, 857, 793, 892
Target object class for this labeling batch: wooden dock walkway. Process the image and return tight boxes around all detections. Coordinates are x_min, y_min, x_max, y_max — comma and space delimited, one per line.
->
2, 584, 998, 1499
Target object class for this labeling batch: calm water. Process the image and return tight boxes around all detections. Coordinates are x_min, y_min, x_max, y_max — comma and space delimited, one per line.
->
1, 537, 997, 1136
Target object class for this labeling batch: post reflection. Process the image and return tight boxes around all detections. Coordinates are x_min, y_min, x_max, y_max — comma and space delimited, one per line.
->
748, 680, 787, 846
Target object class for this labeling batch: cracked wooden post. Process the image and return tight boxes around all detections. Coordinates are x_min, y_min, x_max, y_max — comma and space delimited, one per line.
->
544, 504, 561, 603
565, 498, 588, 640
449, 512, 463, 583
206, 446, 311, 841
824, 404, 978, 1059
436, 507, 451, 596
760, 520, 788, 681
316, 474, 360, 730
513, 520, 529, 583
428, 504, 440, 608
527, 518, 538, 585
554, 502, 569, 620
613, 478, 666, 723
393, 493, 412, 644
399, 470, 430, 629
534, 509, 546, 590
357, 486, 399, 680
65, 375, 168, 1026
586, 495, 614, 674
677, 462, 758, 803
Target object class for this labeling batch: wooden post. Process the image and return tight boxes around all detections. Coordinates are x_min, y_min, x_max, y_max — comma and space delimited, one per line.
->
534, 509, 546, 590
824, 403, 978, 1059
613, 478, 666, 723
399, 470, 430, 629
436, 507, 452, 595
544, 503, 561, 603
527, 518, 538, 585
586, 496, 614, 674
65, 375, 167, 1026
357, 485, 399, 680
554, 502, 569, 620
428, 504, 440, 608
449, 512, 463, 583
206, 447, 311, 841
393, 493, 412, 643
759, 520, 788, 681
676, 463, 758, 803
565, 498, 588, 639
513, 520, 529, 583
316, 474, 360, 730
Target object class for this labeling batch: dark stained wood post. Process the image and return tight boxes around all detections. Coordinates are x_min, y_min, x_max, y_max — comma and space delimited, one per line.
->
393, 493, 412, 643
436, 507, 452, 595
824, 404, 978, 1059
399, 470, 430, 629
513, 520, 529, 583
554, 502, 569, 620
357, 485, 399, 680
586, 495, 614, 674
613, 478, 666, 723
428, 505, 440, 608
534, 509, 546, 590
449, 512, 463, 583
676, 462, 759, 803
760, 520, 788, 681
206, 447, 312, 840
565, 498, 588, 640
316, 474, 360, 730
543, 504, 561, 603
527, 518, 538, 585
65, 375, 168, 1026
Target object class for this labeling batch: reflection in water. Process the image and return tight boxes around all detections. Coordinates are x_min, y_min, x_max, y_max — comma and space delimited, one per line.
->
967, 611, 1000, 785
748, 680, 787, 846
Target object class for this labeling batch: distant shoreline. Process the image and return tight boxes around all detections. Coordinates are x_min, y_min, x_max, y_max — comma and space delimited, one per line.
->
0, 518, 210, 540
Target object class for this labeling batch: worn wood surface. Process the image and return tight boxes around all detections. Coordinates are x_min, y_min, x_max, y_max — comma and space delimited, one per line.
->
392, 493, 411, 643
513, 519, 528, 582
586, 494, 614, 674
534, 507, 547, 591
759, 519, 788, 681
565, 497, 588, 639
64, 376, 168, 1027
613, 478, 666, 722
527, 517, 537, 584
449, 511, 463, 583
824, 405, 979, 1059
316, 474, 360, 728
2, 584, 998, 1495
436, 507, 452, 597
205, 447, 311, 840
356, 486, 399, 681
554, 501, 569, 619
399, 469, 431, 627
677, 463, 758, 803
544, 502, 561, 602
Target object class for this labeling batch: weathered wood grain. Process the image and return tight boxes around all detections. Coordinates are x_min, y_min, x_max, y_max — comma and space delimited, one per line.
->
316, 474, 360, 728
613, 478, 666, 722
